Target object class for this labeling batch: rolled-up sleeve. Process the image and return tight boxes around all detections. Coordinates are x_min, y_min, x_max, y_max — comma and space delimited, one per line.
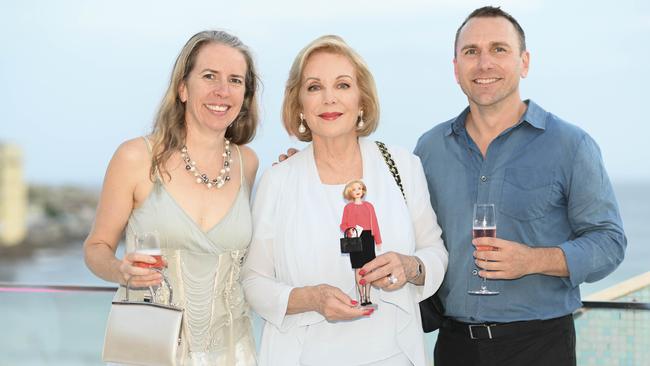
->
559, 135, 626, 287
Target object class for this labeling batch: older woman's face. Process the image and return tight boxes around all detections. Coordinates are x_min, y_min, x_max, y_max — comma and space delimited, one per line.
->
179, 43, 247, 133
299, 52, 361, 141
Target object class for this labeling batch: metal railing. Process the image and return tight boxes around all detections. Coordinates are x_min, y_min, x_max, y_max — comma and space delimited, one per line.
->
574, 274, 650, 366
1, 282, 649, 365
0, 283, 117, 293
580, 300, 650, 310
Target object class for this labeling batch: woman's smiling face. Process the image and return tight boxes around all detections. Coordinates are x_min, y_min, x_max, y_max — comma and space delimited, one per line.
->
298, 51, 361, 141
179, 42, 248, 132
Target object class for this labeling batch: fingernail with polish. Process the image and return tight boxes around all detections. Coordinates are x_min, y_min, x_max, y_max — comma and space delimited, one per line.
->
351, 300, 358, 306
359, 279, 366, 285
363, 309, 374, 316
359, 269, 366, 276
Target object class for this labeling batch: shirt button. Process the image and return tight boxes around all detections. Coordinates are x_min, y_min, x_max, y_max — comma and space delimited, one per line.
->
480, 175, 488, 182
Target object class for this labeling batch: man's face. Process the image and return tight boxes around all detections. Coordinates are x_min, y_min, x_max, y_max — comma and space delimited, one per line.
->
453, 16, 530, 109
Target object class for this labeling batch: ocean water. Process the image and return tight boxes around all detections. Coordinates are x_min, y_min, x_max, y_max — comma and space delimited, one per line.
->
582, 181, 650, 295
0, 181, 648, 364
1, 181, 647, 292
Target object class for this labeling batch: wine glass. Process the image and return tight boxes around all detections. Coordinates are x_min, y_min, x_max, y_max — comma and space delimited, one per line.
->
133, 231, 164, 269
468, 204, 499, 295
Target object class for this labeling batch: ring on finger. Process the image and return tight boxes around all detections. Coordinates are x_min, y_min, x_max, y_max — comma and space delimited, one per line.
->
387, 274, 398, 285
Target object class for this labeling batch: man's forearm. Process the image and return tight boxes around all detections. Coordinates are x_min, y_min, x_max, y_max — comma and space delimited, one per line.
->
531, 247, 569, 277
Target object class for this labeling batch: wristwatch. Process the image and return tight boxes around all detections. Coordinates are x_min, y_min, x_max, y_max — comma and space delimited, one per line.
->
410, 256, 424, 283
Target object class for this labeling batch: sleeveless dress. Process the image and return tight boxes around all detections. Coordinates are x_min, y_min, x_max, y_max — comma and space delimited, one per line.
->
114, 137, 257, 365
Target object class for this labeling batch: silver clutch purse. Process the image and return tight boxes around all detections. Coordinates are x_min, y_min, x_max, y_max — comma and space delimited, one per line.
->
102, 270, 184, 366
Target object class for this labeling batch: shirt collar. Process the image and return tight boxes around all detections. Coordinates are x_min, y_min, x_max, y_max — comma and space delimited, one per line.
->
445, 99, 546, 137
520, 100, 547, 130
446, 106, 470, 136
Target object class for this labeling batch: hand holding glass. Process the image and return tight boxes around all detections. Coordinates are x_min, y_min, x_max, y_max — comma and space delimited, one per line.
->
468, 204, 499, 295
134, 232, 164, 269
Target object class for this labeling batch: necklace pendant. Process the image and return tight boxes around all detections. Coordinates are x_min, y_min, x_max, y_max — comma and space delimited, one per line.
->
182, 139, 232, 190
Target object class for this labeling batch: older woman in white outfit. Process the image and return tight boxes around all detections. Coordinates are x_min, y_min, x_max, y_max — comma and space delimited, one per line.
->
242, 35, 448, 365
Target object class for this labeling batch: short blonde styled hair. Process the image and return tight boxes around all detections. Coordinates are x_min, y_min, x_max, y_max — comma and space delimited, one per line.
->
342, 180, 367, 201
282, 35, 380, 141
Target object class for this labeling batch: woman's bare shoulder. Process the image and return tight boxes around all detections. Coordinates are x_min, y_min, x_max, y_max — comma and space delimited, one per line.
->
237, 144, 259, 183
113, 137, 151, 164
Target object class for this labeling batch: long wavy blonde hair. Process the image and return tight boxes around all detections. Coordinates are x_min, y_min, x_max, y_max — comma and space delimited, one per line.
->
149, 30, 260, 180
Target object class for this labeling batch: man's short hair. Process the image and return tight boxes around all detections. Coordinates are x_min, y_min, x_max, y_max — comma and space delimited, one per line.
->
454, 6, 527, 57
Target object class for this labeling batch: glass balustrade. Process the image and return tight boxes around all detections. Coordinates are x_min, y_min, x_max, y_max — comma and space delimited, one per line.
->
1, 282, 649, 365
0, 284, 115, 365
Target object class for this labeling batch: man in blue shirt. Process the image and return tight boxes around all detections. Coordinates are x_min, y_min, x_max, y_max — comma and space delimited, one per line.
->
414, 6, 626, 366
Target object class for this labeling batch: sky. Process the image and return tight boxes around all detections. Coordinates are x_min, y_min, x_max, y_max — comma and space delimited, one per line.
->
1, 0, 649, 186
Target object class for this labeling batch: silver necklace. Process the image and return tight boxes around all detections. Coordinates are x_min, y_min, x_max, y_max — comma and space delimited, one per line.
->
181, 139, 232, 189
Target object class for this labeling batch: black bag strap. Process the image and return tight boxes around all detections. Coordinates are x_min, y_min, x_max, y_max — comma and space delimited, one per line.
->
375, 141, 406, 203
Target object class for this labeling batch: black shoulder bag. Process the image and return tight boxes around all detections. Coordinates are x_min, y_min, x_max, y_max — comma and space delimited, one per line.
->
375, 141, 445, 333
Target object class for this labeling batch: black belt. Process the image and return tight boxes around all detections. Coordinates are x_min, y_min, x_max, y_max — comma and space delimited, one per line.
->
441, 314, 572, 340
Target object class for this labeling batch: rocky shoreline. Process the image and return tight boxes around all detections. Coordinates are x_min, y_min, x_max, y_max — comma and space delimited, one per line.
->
0, 185, 99, 257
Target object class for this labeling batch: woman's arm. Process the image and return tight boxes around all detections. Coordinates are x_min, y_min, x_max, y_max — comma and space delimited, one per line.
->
83, 138, 162, 287
405, 154, 448, 299
367, 202, 382, 245
287, 285, 368, 319
243, 169, 368, 329
242, 167, 297, 327
339, 203, 352, 232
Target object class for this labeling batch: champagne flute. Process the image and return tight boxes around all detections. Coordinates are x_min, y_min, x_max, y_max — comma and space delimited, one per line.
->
468, 204, 499, 295
133, 231, 164, 269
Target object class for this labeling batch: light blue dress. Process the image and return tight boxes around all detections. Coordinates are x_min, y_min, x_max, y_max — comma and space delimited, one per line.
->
115, 137, 256, 365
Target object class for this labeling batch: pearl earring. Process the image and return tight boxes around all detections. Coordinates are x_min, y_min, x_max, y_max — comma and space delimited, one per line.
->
298, 113, 307, 134
357, 110, 365, 129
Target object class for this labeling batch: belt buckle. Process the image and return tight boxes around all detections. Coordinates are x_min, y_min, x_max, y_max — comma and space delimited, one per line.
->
468, 324, 493, 340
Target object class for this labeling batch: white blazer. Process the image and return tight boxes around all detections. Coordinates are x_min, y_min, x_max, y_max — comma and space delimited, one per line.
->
242, 138, 448, 366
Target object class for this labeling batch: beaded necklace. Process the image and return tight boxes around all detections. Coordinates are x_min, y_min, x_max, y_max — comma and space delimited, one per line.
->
180, 139, 232, 189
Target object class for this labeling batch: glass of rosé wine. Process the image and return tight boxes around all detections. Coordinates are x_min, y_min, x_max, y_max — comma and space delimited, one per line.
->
468, 204, 499, 295
133, 231, 164, 269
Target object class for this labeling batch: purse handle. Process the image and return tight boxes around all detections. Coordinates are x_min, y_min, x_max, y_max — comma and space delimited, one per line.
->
124, 268, 174, 305
344, 226, 360, 238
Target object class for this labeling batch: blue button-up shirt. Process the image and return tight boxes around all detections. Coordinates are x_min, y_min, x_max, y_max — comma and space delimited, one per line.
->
414, 100, 626, 323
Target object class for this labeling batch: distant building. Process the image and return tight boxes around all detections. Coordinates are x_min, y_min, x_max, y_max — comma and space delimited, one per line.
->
0, 143, 27, 246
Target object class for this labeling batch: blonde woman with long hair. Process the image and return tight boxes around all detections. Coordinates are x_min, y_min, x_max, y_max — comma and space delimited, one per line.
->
84, 30, 259, 365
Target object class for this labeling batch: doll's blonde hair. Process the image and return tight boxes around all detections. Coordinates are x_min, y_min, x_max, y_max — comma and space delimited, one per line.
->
342, 180, 367, 201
